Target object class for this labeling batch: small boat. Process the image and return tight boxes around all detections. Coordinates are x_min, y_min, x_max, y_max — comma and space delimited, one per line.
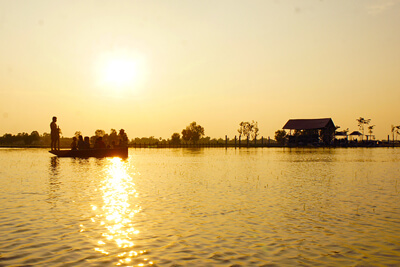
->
49, 147, 128, 158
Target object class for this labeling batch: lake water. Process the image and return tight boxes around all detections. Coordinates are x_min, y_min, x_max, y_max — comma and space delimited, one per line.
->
0, 147, 400, 266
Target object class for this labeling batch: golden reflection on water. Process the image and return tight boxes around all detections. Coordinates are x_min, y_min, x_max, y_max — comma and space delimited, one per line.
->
83, 157, 152, 266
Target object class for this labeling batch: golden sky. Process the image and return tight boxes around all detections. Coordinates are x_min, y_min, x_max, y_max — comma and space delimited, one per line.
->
1, 1, 399, 140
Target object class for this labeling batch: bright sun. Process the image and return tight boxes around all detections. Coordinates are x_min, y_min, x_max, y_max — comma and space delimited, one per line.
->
104, 58, 137, 87
96, 51, 147, 93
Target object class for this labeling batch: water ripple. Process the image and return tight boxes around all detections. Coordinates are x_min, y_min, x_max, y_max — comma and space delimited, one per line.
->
1, 148, 400, 266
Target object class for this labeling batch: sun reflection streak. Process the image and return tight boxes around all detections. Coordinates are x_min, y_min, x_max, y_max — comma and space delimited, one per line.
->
83, 157, 152, 265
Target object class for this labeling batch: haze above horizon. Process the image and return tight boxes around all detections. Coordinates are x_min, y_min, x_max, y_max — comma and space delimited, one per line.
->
1, 1, 399, 140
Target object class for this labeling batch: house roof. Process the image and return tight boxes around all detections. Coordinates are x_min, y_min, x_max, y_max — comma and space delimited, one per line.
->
283, 118, 335, 130
335, 131, 348, 136
349, 131, 362, 136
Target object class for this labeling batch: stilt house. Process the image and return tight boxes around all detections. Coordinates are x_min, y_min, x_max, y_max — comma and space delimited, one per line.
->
283, 118, 336, 145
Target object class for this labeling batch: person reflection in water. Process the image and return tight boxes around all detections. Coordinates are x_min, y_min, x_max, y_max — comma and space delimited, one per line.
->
50, 116, 60, 151
50, 157, 59, 176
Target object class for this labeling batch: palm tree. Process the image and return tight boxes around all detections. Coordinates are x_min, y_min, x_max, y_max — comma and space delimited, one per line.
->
367, 125, 375, 141
391, 125, 400, 143
356, 117, 371, 141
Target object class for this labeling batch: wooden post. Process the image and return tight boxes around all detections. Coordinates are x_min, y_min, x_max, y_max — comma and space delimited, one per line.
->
247, 136, 249, 147
239, 136, 241, 147
225, 135, 228, 148
235, 135, 237, 148
261, 136, 264, 147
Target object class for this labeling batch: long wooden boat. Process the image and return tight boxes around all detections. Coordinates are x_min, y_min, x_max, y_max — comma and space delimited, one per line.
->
49, 147, 128, 158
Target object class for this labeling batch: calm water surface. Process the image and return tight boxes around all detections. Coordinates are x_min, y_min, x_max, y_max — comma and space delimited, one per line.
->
0, 147, 400, 266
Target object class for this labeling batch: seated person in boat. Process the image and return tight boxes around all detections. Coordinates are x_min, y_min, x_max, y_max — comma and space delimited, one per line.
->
83, 136, 91, 149
118, 137, 128, 147
71, 137, 78, 150
94, 137, 106, 149
77, 135, 85, 150
111, 140, 117, 148
118, 129, 128, 147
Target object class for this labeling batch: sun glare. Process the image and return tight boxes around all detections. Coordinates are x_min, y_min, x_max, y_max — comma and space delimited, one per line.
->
95, 50, 148, 94
104, 59, 137, 87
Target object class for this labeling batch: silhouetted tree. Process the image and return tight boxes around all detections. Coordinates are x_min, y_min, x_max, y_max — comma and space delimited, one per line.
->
0, 133, 13, 144
181, 122, 205, 144
95, 129, 105, 137
28, 131, 40, 145
238, 122, 250, 139
1, 131, 42, 145
170, 133, 181, 145
181, 129, 191, 143
356, 117, 371, 141
41, 132, 51, 144
238, 121, 259, 140
200, 136, 211, 144
20, 132, 29, 145
367, 125, 375, 140
133, 136, 159, 145
274, 130, 287, 145
392, 125, 400, 142
251, 121, 259, 140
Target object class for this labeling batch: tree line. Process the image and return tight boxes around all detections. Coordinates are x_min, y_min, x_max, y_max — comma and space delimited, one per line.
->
1, 117, 399, 147
0, 121, 263, 147
0, 129, 128, 147
0, 131, 41, 145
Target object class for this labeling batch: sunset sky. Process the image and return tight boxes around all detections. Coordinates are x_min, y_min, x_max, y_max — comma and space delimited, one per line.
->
1, 1, 399, 140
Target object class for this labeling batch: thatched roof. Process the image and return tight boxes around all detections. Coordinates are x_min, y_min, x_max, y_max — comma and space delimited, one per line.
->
283, 118, 335, 130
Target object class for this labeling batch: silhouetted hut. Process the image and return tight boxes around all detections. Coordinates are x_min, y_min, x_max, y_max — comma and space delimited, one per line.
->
349, 131, 362, 141
283, 118, 336, 145
335, 131, 348, 138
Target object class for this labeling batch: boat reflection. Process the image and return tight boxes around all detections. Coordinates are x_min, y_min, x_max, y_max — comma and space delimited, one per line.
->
88, 157, 152, 266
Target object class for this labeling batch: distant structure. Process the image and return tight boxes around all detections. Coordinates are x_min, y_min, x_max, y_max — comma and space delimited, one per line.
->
283, 118, 336, 145
349, 131, 362, 141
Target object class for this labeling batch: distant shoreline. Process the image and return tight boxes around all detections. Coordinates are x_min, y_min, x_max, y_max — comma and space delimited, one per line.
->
1, 143, 399, 149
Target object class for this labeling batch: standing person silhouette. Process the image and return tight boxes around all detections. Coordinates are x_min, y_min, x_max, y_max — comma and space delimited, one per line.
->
50, 116, 60, 151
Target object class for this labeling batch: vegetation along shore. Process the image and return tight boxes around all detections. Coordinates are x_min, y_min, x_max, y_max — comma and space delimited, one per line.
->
1, 118, 400, 148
